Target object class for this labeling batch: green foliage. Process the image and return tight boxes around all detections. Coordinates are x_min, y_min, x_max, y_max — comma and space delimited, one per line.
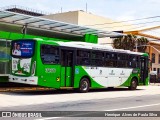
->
113, 34, 148, 52
137, 37, 149, 52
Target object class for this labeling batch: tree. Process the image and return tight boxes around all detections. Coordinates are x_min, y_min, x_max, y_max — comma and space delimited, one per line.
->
137, 37, 148, 52
113, 34, 148, 52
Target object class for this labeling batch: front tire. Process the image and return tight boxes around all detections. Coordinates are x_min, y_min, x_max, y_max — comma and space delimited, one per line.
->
129, 78, 137, 90
79, 78, 90, 93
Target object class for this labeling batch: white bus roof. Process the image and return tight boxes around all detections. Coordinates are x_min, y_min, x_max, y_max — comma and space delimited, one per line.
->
54, 41, 145, 55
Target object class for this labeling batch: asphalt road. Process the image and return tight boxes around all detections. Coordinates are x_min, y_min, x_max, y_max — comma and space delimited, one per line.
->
1, 94, 160, 111
1, 86, 160, 120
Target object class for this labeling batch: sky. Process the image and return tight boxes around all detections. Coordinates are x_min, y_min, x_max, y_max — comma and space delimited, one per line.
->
0, 0, 160, 33
0, 0, 159, 20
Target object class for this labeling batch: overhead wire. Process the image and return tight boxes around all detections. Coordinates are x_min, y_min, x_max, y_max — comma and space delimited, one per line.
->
91, 20, 160, 30
81, 15, 160, 32
85, 15, 160, 26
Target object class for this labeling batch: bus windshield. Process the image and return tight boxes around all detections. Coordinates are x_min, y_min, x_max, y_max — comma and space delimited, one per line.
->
11, 40, 35, 58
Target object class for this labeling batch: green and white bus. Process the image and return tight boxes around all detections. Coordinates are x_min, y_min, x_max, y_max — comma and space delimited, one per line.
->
9, 38, 149, 92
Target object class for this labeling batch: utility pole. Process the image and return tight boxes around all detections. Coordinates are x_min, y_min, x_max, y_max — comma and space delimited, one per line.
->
61, 7, 62, 13
86, 3, 88, 12
21, 24, 27, 34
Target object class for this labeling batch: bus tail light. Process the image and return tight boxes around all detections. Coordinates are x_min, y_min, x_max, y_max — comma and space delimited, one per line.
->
31, 61, 36, 76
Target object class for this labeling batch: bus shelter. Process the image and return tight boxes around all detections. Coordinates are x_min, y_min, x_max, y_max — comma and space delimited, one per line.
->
0, 10, 123, 79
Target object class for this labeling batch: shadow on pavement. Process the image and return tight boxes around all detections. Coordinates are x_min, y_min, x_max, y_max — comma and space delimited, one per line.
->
0, 87, 144, 96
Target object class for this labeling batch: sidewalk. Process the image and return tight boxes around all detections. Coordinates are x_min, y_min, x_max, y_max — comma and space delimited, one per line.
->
149, 83, 160, 86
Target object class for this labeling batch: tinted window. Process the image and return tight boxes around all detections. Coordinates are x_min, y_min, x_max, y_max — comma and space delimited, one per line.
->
41, 45, 59, 64
91, 51, 104, 66
117, 54, 128, 68
117, 54, 128, 60
128, 55, 138, 68
105, 52, 117, 67
77, 50, 90, 66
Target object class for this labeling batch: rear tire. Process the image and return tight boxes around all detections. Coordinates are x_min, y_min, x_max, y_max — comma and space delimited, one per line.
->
129, 78, 137, 90
79, 78, 90, 93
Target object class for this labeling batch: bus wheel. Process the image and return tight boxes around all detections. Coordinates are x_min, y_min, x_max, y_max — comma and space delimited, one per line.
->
79, 78, 90, 93
129, 78, 137, 90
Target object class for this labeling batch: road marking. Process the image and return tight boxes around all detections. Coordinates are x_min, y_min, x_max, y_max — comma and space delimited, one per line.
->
36, 103, 160, 120
105, 103, 160, 111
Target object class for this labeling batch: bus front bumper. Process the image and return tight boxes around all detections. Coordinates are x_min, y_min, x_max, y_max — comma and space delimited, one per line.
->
9, 75, 38, 85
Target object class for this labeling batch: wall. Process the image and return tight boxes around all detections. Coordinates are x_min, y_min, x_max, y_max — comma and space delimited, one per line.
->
145, 42, 160, 81
147, 42, 160, 71
43, 10, 134, 45
42, 11, 79, 25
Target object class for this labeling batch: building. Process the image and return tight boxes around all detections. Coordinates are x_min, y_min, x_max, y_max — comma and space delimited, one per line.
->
1, 6, 160, 81
147, 41, 160, 74
0, 5, 48, 16
42, 10, 135, 31
42, 10, 135, 45
0, 6, 122, 78
125, 27, 160, 79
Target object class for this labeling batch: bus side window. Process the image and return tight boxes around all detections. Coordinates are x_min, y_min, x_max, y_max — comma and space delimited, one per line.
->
117, 54, 121, 67
91, 51, 104, 66
128, 55, 138, 68
137, 56, 140, 68
128, 55, 132, 68
105, 52, 117, 67
41, 45, 59, 64
111, 52, 117, 67
105, 52, 110, 67
77, 50, 91, 66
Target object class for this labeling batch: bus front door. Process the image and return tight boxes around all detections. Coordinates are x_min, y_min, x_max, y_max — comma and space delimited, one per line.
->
140, 56, 148, 85
61, 50, 74, 87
